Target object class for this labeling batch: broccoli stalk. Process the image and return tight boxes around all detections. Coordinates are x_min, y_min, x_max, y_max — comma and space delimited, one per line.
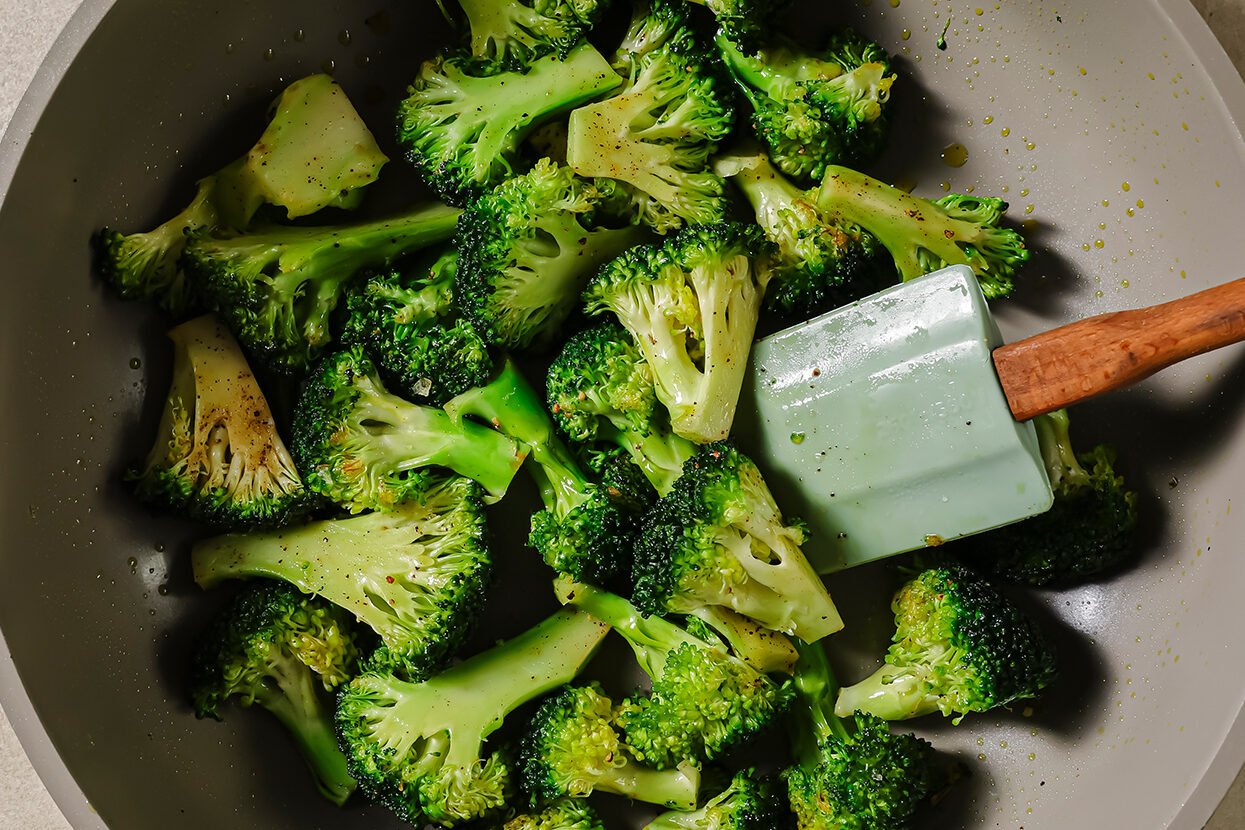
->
815, 165, 1029, 298
688, 606, 799, 675
453, 0, 605, 68
130, 314, 309, 530
185, 202, 461, 373
192, 475, 492, 680
191, 581, 360, 806
335, 607, 610, 827
505, 799, 605, 830
644, 769, 788, 830
559, 579, 794, 769
835, 566, 1057, 722
398, 43, 622, 205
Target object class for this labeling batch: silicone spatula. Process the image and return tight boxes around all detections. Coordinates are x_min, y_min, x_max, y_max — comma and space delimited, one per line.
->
736, 265, 1245, 573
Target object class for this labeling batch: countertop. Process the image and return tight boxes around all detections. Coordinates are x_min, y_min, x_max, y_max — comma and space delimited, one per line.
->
1, 1, 1244, 828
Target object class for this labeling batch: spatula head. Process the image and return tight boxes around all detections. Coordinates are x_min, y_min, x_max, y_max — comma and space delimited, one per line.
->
736, 266, 1053, 573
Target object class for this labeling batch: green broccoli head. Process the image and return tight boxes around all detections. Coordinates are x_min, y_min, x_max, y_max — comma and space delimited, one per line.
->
580, 443, 659, 515
835, 565, 1058, 722
454, 159, 646, 351
341, 252, 495, 406
398, 44, 622, 206
130, 314, 310, 531
688, 0, 789, 52
719, 30, 896, 185
646, 769, 791, 830
454, 0, 606, 70
585, 223, 773, 443
567, 0, 735, 233
505, 799, 604, 830
519, 682, 701, 809
190, 580, 360, 805
631, 442, 843, 642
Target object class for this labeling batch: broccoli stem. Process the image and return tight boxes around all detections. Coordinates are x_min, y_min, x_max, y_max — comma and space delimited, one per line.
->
1034, 409, 1088, 491
788, 639, 850, 766
717, 35, 845, 102
690, 606, 798, 675
605, 424, 696, 498
833, 665, 936, 721
722, 152, 808, 239
595, 762, 701, 811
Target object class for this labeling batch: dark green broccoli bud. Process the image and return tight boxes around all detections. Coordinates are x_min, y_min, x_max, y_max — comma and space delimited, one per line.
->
785, 639, 959, 830
193, 474, 491, 681
190, 580, 360, 806
129, 314, 310, 530
815, 166, 1029, 298
341, 251, 494, 406
567, 0, 735, 233
632, 442, 843, 642
398, 43, 622, 206
835, 565, 1057, 722
687, 0, 787, 52
960, 409, 1139, 586
645, 769, 790, 830
185, 202, 461, 374
582, 443, 659, 515
685, 606, 799, 675
519, 682, 701, 808
454, 159, 647, 350
504, 799, 605, 830
716, 150, 895, 324
547, 322, 696, 496
453, 0, 606, 70
335, 608, 610, 827
96, 74, 387, 315
584, 223, 773, 443
718, 31, 896, 185
559, 579, 795, 769
290, 348, 526, 511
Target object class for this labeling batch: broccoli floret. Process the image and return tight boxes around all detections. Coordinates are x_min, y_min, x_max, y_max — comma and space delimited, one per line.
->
785, 639, 959, 830
644, 769, 790, 830
548, 322, 696, 496
716, 150, 894, 324
455, 159, 647, 350
96, 74, 386, 314
341, 250, 494, 406
960, 409, 1139, 586
835, 565, 1057, 722
290, 348, 526, 511
560, 579, 794, 769
335, 607, 610, 827
815, 166, 1030, 298
584, 223, 772, 443
505, 799, 605, 830
567, 0, 735, 233
685, 606, 799, 675
718, 31, 896, 185
191, 580, 360, 806
398, 43, 622, 205
581, 443, 659, 515
192, 474, 491, 680
184, 202, 461, 374
632, 441, 843, 642
129, 314, 309, 530
452, 0, 606, 69
445, 359, 641, 585
519, 682, 701, 808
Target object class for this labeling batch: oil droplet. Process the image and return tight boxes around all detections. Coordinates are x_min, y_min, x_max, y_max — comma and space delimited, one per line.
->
1180, 269, 1187, 279
338, 29, 353, 46
889, 0, 900, 6
1082, 243, 1091, 251
1094, 239, 1105, 248
983, 115, 994, 125
1182, 122, 1189, 131
901, 28, 911, 40
354, 53, 372, 68
263, 47, 275, 62
1126, 207, 1135, 217
1079, 66, 1088, 75
321, 58, 337, 73
894, 176, 918, 193
1136, 199, 1145, 209
1000, 127, 1010, 137
1148, 71, 1155, 80
1019, 187, 1030, 197
1024, 204, 1035, 214
1121, 279, 1130, 288
1095, 289, 1105, 298
939, 181, 951, 192
157, 584, 170, 596
1000, 740, 1009, 749
1025, 140, 1036, 150
940, 142, 969, 167
975, 6, 984, 14
127, 557, 138, 573
1102, 199, 1110, 207
293, 28, 306, 42
978, 753, 987, 761
1121, 181, 1131, 192
129, 357, 142, 370
1098, 222, 1107, 230
790, 432, 806, 444
224, 42, 236, 55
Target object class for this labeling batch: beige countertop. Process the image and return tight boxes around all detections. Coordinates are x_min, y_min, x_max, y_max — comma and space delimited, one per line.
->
1, 1, 1243, 828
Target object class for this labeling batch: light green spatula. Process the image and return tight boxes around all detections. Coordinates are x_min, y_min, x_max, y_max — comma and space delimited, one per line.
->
736, 265, 1245, 573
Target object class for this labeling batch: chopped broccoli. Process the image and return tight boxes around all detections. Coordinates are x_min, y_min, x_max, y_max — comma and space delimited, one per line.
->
960, 409, 1139, 586
455, 159, 647, 350
580, 443, 659, 515
505, 799, 605, 830
632, 441, 843, 642
184, 202, 461, 373
559, 579, 794, 769
567, 0, 735, 233
835, 565, 1058, 722
686, 0, 787, 52
785, 639, 959, 830
190, 580, 360, 806
452, 0, 606, 69
718, 31, 896, 185
715, 150, 894, 324
192, 474, 491, 681
644, 769, 789, 830
341, 250, 494, 406
519, 682, 701, 808
398, 43, 622, 205
96, 74, 386, 314
584, 222, 773, 443
335, 607, 609, 827
814, 165, 1029, 298
129, 314, 309, 530
547, 322, 696, 496
686, 606, 799, 675
290, 348, 526, 511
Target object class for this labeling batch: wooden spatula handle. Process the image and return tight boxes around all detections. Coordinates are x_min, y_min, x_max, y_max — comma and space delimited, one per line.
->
993, 277, 1245, 421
